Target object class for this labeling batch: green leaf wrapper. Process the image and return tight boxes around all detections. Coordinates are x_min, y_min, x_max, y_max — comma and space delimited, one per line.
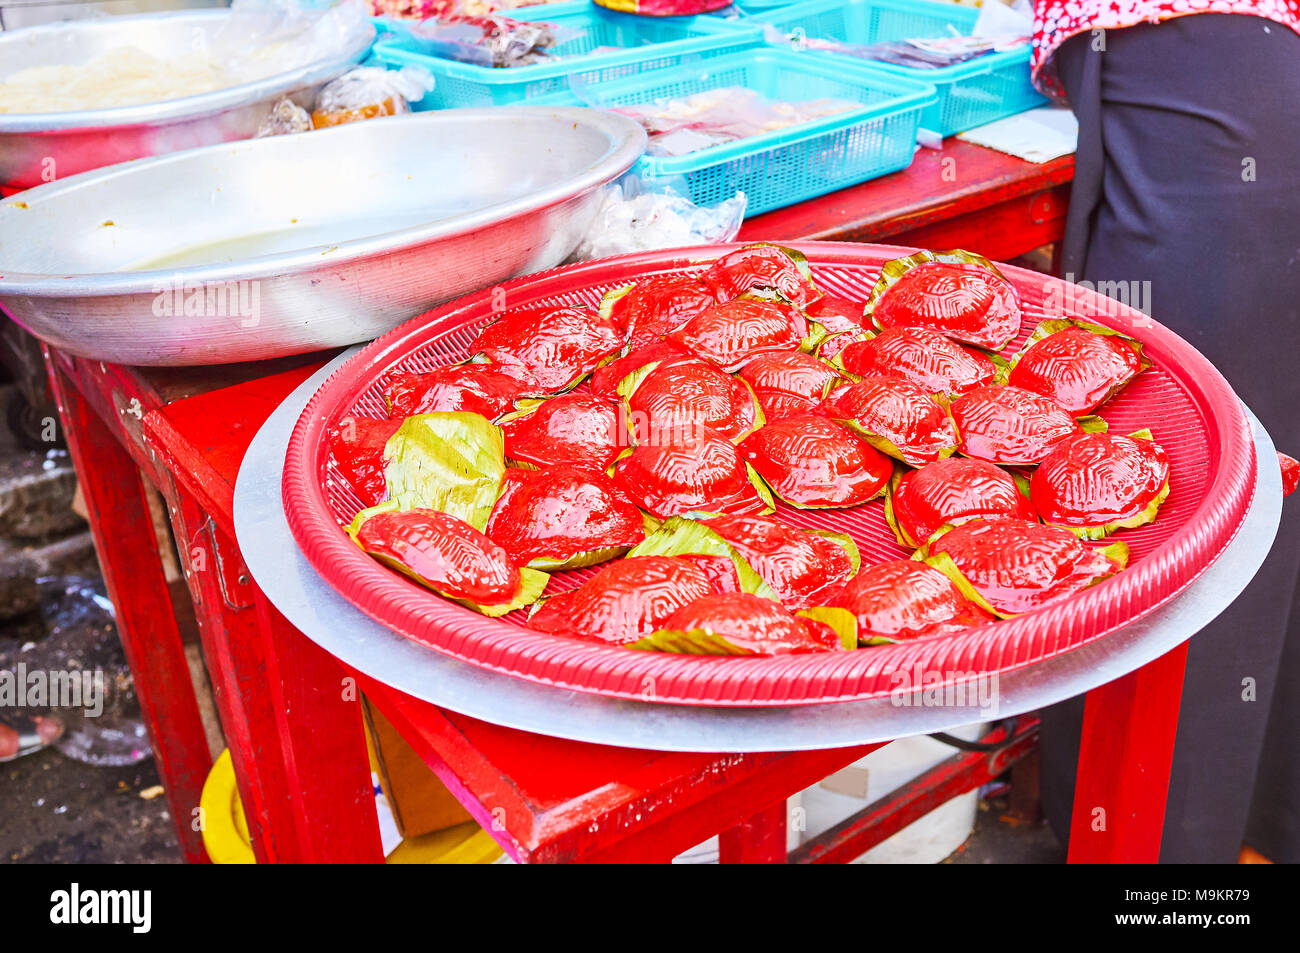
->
920, 551, 1006, 618
881, 466, 918, 549
795, 606, 867, 649
627, 629, 755, 655
804, 529, 862, 574
382, 412, 506, 532
627, 516, 779, 601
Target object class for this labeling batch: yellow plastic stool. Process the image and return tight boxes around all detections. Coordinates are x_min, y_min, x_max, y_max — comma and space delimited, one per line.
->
199, 749, 503, 864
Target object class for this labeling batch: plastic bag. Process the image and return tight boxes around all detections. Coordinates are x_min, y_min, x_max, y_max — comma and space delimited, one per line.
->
568, 176, 747, 262
611, 87, 858, 157
766, 13, 1030, 71
256, 98, 313, 136
406, 14, 573, 67
311, 65, 436, 127
212, 0, 376, 79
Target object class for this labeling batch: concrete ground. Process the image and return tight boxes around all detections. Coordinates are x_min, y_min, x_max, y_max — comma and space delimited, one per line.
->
1, 746, 181, 864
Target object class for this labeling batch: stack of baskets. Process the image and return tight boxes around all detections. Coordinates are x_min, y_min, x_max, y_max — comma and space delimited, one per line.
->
370, 0, 1045, 214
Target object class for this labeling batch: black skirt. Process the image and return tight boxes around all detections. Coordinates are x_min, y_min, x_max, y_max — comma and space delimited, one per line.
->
1040, 13, 1300, 863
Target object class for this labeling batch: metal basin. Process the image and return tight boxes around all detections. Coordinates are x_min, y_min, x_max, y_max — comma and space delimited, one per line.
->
0, 108, 646, 365
0, 10, 374, 190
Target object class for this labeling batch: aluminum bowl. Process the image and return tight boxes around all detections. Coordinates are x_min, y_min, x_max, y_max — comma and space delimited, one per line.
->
0, 107, 646, 365
0, 10, 375, 190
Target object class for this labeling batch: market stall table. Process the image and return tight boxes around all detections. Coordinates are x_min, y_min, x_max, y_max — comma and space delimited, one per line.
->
37, 140, 1119, 864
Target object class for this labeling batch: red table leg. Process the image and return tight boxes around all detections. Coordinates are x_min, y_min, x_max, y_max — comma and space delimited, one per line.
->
49, 365, 212, 863
1067, 643, 1189, 863
718, 802, 788, 864
169, 492, 383, 863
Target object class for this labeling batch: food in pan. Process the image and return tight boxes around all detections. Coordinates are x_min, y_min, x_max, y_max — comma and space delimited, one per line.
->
804, 295, 870, 338
837, 326, 998, 397
948, 384, 1105, 465
611, 425, 774, 518
0, 50, 239, 114
702, 243, 821, 308
383, 364, 529, 420
618, 359, 763, 444
1003, 319, 1149, 415
740, 416, 891, 508
668, 298, 809, 372
498, 392, 623, 470
867, 250, 1022, 351
738, 351, 849, 421
588, 339, 693, 402
884, 457, 1038, 549
738, 351, 846, 407
599, 274, 715, 352
630, 593, 848, 656
700, 514, 860, 609
327, 242, 1170, 657
817, 560, 995, 644
380, 412, 508, 532
328, 415, 401, 508
626, 516, 774, 597
1030, 430, 1171, 538
821, 376, 960, 466
921, 518, 1129, 617
469, 305, 623, 393
348, 505, 548, 617
485, 465, 647, 569
527, 555, 718, 646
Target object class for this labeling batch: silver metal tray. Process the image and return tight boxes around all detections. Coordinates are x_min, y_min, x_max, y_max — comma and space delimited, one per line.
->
0, 108, 644, 365
233, 350, 1283, 752
0, 9, 374, 190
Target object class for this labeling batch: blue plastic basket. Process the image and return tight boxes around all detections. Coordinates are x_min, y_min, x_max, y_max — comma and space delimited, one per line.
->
532, 47, 936, 215
738, 0, 1047, 137
369, 2, 762, 110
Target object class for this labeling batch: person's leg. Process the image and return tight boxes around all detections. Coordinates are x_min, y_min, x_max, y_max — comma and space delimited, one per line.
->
1040, 13, 1300, 862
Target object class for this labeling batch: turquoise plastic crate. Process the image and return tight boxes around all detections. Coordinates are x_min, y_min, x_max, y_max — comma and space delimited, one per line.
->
730, 0, 801, 11
532, 47, 936, 215
739, 0, 1047, 136
369, 2, 762, 110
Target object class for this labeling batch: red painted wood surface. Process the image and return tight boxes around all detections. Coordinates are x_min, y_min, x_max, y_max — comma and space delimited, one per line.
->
1066, 644, 1189, 863
355, 669, 881, 863
47, 357, 212, 864
740, 140, 1074, 259
144, 360, 329, 539
718, 802, 788, 864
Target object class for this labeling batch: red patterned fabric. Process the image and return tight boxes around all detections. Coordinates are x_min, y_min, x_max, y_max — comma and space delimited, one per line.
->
1032, 0, 1300, 96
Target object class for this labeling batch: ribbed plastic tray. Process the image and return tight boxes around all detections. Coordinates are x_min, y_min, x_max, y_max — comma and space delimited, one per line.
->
368, 3, 761, 110
531, 47, 936, 214
742, 0, 1048, 136
282, 243, 1256, 707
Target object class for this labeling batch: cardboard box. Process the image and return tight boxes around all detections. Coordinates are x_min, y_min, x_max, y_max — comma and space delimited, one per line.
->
362, 696, 473, 838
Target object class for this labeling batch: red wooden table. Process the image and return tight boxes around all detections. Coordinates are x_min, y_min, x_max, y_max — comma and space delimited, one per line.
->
39, 140, 1175, 865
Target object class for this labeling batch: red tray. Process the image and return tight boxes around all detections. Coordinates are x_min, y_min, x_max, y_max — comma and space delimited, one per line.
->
282, 243, 1256, 706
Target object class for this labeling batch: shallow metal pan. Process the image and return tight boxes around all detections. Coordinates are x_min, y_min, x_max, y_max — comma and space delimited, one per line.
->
0, 107, 645, 365
0, 9, 375, 190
